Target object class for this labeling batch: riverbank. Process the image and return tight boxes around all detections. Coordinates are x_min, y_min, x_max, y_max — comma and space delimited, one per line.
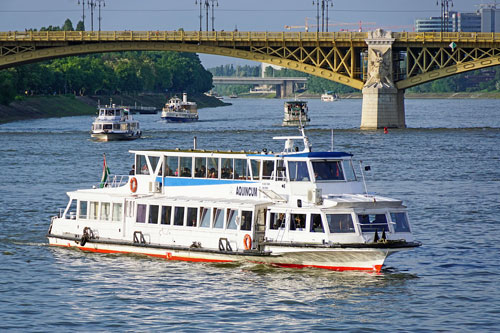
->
0, 93, 230, 124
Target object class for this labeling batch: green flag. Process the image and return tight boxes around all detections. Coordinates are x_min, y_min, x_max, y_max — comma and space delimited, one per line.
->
99, 153, 110, 188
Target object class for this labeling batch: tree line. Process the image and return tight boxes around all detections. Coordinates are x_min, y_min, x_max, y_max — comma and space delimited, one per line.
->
0, 19, 213, 105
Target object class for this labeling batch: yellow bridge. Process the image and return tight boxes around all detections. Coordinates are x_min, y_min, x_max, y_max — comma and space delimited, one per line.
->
2, 30, 500, 128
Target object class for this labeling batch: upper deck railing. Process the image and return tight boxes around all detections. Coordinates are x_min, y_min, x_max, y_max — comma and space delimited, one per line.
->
2, 30, 500, 44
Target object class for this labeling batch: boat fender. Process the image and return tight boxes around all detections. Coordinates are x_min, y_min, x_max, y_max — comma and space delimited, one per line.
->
80, 227, 92, 246
243, 234, 252, 250
130, 177, 138, 193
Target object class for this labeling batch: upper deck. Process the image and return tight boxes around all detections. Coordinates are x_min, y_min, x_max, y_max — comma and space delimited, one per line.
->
128, 132, 365, 204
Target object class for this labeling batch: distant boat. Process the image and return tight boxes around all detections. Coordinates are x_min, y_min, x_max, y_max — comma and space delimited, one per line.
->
282, 100, 310, 127
161, 93, 198, 122
321, 92, 339, 102
229, 94, 238, 99
91, 105, 141, 142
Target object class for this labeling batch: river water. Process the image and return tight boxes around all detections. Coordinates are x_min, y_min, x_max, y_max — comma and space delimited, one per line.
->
1, 97, 499, 331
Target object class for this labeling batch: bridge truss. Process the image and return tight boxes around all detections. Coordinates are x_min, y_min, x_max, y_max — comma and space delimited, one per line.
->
2, 30, 500, 90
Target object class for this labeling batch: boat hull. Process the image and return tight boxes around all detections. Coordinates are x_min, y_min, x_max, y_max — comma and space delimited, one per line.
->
161, 116, 198, 123
91, 132, 141, 141
47, 235, 414, 272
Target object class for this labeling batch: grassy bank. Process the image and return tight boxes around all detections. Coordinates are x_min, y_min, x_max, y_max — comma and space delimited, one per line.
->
0, 93, 229, 124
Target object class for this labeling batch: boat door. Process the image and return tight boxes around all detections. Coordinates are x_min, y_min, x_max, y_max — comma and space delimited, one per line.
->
124, 198, 136, 238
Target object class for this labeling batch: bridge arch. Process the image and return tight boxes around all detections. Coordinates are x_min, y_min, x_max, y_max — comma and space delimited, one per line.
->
0, 41, 364, 90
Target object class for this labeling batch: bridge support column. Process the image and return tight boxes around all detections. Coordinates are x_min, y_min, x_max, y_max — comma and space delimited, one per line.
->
361, 87, 405, 129
361, 29, 406, 129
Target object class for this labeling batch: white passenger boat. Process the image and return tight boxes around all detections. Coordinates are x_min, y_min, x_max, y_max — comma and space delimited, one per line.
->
283, 100, 310, 127
91, 104, 141, 141
321, 92, 339, 102
47, 128, 420, 272
160, 93, 198, 122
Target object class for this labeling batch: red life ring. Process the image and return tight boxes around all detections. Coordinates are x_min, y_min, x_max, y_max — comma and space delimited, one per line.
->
130, 177, 138, 193
243, 234, 252, 250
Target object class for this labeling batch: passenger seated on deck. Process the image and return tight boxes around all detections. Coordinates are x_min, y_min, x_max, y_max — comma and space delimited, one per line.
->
129, 165, 135, 175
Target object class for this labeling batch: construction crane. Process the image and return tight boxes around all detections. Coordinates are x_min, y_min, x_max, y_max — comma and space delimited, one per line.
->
284, 19, 377, 32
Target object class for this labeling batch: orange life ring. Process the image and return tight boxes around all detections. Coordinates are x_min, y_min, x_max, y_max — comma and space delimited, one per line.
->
130, 177, 138, 193
243, 234, 252, 250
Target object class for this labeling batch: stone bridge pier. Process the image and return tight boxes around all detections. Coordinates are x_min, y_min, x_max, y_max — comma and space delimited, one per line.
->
361, 30, 406, 129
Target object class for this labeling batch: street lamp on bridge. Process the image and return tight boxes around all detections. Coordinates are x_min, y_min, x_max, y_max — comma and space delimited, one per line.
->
312, 0, 334, 32
437, 0, 454, 32
195, 0, 219, 31
77, 0, 105, 31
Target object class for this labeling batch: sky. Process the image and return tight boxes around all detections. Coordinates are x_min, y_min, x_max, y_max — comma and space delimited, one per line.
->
0, 0, 485, 67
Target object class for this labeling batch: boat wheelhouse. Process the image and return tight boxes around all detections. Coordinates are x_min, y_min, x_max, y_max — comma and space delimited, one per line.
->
160, 93, 198, 122
91, 105, 141, 142
48, 129, 420, 272
283, 100, 310, 127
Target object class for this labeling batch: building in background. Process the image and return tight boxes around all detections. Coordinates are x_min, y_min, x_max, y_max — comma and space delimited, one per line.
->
415, 3, 500, 32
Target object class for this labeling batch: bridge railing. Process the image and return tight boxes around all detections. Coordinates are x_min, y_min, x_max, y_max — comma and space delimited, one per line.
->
0, 30, 369, 43
394, 31, 500, 43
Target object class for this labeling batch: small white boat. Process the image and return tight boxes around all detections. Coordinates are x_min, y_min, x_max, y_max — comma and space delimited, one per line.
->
48, 128, 420, 272
321, 92, 339, 102
283, 100, 310, 127
91, 104, 141, 142
161, 93, 198, 122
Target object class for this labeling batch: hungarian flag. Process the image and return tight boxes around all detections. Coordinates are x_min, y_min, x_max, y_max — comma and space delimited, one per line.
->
99, 153, 111, 188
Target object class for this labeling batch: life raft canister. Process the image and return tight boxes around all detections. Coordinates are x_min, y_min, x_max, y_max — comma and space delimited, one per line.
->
243, 234, 252, 250
130, 177, 138, 193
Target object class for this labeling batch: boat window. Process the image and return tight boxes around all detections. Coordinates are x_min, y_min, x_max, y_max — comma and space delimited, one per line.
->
103, 124, 112, 130
136, 204, 147, 223
342, 160, 357, 181
250, 160, 260, 180
269, 212, 285, 230
148, 205, 159, 224
200, 208, 211, 228
390, 212, 411, 232
101, 202, 111, 221
241, 211, 252, 231
326, 214, 355, 233
276, 160, 286, 181
166, 156, 178, 176
186, 208, 197, 227
310, 214, 324, 233
234, 159, 249, 180
357, 214, 389, 232
207, 157, 219, 178
112, 203, 122, 222
136, 155, 149, 175
179, 157, 192, 177
290, 213, 306, 230
65, 199, 77, 220
149, 156, 160, 174
90, 201, 99, 220
173, 207, 185, 226
262, 160, 275, 180
221, 158, 234, 179
79, 201, 88, 219
226, 209, 238, 229
160, 206, 171, 225
195, 157, 207, 178
213, 208, 224, 229
288, 161, 310, 181
113, 124, 120, 130
312, 160, 344, 181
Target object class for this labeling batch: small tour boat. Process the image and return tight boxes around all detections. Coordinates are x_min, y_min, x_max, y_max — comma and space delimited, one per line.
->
48, 128, 420, 272
283, 100, 310, 127
161, 93, 198, 122
321, 92, 339, 102
91, 104, 141, 142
